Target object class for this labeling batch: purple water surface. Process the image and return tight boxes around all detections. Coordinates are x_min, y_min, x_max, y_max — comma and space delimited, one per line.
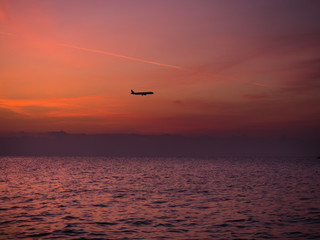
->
0, 157, 319, 239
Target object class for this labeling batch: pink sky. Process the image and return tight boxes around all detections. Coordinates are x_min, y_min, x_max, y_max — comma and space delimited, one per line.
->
1, 0, 319, 136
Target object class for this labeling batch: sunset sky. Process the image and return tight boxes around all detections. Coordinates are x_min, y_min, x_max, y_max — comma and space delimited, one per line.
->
1, 0, 319, 136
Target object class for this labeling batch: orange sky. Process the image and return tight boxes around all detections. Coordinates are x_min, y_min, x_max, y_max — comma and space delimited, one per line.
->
1, 0, 319, 136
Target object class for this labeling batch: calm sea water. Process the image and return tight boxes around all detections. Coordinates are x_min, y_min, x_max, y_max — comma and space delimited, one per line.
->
0, 157, 319, 239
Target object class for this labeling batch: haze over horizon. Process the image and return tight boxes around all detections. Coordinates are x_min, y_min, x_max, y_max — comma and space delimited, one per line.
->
1, 0, 320, 138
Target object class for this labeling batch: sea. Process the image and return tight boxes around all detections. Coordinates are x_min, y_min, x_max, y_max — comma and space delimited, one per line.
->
0, 156, 319, 239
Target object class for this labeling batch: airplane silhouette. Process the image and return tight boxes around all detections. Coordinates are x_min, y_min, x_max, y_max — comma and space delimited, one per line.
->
131, 90, 154, 96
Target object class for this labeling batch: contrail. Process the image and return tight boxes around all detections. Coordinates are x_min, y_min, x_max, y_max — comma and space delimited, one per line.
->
0, 31, 275, 88
0, 31, 183, 70
0, 31, 17, 36
59, 43, 184, 70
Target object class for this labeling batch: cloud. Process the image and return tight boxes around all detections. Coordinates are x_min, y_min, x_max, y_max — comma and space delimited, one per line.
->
278, 57, 320, 94
0, 107, 26, 118
243, 94, 269, 100
0, 95, 123, 118
0, 96, 129, 133
19, 105, 59, 115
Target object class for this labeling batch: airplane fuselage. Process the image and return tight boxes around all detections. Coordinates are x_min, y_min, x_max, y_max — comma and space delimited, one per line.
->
131, 90, 154, 96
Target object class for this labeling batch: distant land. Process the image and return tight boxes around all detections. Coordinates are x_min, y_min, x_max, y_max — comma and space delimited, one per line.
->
0, 131, 319, 157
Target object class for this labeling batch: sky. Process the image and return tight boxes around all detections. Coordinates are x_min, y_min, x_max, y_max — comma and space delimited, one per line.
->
1, 0, 319, 136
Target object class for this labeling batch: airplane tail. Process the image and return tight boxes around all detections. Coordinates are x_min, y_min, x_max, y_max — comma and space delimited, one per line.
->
131, 90, 134, 94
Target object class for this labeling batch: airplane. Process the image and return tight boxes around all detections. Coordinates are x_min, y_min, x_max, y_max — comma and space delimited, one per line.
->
131, 90, 154, 96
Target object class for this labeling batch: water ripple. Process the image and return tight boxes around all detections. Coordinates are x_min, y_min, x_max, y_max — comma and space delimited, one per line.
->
0, 156, 319, 239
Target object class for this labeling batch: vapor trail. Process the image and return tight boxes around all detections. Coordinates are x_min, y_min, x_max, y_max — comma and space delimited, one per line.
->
0, 31, 183, 70
0, 32, 273, 88
59, 43, 184, 70
0, 31, 17, 36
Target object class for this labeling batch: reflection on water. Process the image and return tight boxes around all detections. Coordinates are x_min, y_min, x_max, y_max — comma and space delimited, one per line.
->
0, 157, 319, 239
